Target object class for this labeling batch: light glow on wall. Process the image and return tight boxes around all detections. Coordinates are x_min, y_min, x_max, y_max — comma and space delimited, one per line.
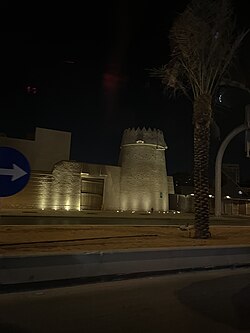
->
40, 199, 46, 210
64, 198, 71, 210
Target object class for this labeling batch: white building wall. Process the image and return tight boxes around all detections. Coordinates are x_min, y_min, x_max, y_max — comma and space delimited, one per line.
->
0, 136, 35, 166
0, 127, 71, 172
35, 128, 71, 171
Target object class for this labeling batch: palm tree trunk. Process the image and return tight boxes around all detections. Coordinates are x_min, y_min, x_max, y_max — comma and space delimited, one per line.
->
193, 94, 212, 239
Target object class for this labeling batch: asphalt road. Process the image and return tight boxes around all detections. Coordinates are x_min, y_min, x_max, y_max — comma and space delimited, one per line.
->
1, 215, 250, 226
0, 268, 249, 333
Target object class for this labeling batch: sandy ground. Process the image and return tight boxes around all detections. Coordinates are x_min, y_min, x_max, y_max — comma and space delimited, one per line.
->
0, 225, 250, 255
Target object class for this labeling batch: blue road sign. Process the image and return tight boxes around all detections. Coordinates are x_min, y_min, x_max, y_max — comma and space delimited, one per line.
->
0, 147, 30, 197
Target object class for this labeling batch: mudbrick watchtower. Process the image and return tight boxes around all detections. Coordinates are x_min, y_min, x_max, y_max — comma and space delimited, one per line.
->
119, 127, 169, 211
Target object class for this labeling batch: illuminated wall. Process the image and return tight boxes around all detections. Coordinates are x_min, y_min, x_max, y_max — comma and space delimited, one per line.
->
80, 163, 120, 211
51, 161, 82, 210
102, 165, 120, 210
1, 161, 81, 211
119, 128, 169, 211
1, 127, 169, 213
1, 171, 54, 210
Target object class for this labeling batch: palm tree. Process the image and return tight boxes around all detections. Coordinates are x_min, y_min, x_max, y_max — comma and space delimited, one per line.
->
152, 0, 247, 238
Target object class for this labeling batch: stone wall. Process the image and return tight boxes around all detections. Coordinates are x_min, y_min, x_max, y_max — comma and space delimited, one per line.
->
51, 161, 82, 210
119, 128, 168, 211
1, 161, 82, 211
1, 171, 53, 210
102, 165, 121, 210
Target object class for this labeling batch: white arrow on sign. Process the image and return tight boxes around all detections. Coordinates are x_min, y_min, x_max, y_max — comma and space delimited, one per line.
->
0, 164, 27, 181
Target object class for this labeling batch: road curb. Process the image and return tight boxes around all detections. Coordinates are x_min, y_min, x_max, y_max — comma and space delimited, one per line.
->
1, 245, 250, 286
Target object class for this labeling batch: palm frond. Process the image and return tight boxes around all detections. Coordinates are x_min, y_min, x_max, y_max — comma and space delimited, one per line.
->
152, 0, 248, 100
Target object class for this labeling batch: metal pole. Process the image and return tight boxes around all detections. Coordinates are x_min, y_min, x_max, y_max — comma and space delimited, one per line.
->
214, 124, 248, 216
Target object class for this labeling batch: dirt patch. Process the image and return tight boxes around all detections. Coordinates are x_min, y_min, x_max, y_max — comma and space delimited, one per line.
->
0, 225, 249, 255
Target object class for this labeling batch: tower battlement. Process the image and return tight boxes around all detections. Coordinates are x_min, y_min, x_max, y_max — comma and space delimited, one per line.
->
121, 127, 167, 148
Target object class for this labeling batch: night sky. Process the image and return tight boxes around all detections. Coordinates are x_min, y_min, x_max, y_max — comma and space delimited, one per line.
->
0, 1, 250, 181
